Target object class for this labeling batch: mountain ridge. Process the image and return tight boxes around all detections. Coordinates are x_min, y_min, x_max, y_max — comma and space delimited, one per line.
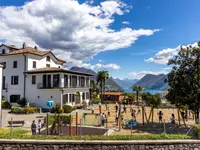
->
133, 74, 168, 90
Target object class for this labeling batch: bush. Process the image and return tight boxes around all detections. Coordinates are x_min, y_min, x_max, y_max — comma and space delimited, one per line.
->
2, 100, 10, 108
91, 98, 101, 104
11, 106, 37, 114
17, 98, 27, 107
63, 105, 73, 113
193, 124, 200, 139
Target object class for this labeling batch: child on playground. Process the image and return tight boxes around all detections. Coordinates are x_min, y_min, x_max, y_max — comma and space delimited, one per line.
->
123, 105, 126, 113
108, 106, 110, 116
38, 119, 42, 135
92, 105, 94, 114
115, 103, 118, 113
101, 113, 105, 126
99, 102, 102, 113
131, 110, 136, 120
171, 113, 175, 124
158, 111, 163, 123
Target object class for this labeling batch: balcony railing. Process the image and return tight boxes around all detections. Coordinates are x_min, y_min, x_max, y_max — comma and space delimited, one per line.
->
37, 83, 62, 89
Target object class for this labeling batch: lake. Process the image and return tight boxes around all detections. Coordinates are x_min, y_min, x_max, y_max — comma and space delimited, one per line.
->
124, 88, 165, 94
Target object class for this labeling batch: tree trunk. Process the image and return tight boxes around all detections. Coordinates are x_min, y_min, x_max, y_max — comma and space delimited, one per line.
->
151, 107, 154, 123
177, 108, 181, 126
148, 107, 153, 123
142, 106, 144, 125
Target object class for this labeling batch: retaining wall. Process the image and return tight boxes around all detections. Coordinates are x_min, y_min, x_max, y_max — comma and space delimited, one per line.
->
0, 139, 200, 150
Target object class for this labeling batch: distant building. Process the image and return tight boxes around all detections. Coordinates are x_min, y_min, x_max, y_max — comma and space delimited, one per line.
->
0, 43, 93, 108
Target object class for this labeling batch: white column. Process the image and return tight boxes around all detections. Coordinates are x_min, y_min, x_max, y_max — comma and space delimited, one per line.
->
67, 93, 69, 104
60, 73, 64, 88
60, 93, 63, 108
80, 92, 83, 104
68, 75, 70, 87
0, 64, 3, 128
77, 76, 79, 87
84, 77, 86, 87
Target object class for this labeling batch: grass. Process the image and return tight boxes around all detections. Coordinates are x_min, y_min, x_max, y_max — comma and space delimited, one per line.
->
0, 128, 192, 140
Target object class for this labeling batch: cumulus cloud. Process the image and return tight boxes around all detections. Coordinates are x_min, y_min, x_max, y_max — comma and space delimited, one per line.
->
77, 62, 120, 70
145, 42, 198, 64
98, 60, 103, 62
129, 71, 168, 79
122, 21, 130, 25
0, 0, 160, 68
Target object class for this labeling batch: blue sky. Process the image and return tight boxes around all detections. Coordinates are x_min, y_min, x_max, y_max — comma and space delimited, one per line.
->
0, 0, 200, 79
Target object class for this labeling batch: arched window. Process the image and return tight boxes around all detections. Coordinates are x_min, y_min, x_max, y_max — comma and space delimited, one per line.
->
46, 56, 50, 62
2, 49, 5, 54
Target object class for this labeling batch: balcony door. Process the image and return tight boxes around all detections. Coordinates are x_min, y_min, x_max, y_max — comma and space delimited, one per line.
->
43, 75, 46, 88
47, 75, 51, 88
53, 74, 60, 88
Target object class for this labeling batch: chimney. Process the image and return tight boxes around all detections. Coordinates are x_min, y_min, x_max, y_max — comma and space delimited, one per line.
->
34, 46, 38, 50
22, 42, 26, 49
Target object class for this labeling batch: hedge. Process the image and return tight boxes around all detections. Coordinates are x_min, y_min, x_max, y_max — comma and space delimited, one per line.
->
0, 128, 192, 140
11, 106, 38, 114
193, 124, 200, 139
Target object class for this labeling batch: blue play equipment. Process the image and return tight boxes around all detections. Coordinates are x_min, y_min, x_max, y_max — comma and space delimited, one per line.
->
123, 119, 139, 129
46, 99, 54, 112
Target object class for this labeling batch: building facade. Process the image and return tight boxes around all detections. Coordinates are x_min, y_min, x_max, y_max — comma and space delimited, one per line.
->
0, 44, 92, 108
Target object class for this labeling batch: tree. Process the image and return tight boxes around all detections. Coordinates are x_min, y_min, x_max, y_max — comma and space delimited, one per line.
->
166, 41, 200, 123
133, 86, 144, 105
142, 92, 161, 123
97, 71, 109, 100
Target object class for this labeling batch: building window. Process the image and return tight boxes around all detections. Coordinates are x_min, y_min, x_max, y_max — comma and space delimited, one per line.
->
1, 62, 6, 69
33, 61, 37, 68
64, 75, 68, 87
82, 93, 85, 100
63, 94, 68, 104
86, 92, 90, 99
11, 76, 19, 85
46, 64, 50, 67
32, 75, 36, 84
2, 49, 5, 54
10, 95, 20, 103
13, 61, 17, 68
3, 76, 6, 89
46, 56, 51, 62
53, 74, 60, 87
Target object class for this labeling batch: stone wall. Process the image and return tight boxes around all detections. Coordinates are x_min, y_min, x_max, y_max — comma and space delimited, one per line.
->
0, 139, 200, 150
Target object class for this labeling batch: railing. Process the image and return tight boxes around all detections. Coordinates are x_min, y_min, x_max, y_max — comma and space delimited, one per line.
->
37, 83, 62, 89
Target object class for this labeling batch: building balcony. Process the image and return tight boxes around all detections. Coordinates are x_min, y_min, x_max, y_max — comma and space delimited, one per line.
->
37, 83, 62, 89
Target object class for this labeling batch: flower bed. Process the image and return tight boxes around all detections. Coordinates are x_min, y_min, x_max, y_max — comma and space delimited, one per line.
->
11, 106, 38, 114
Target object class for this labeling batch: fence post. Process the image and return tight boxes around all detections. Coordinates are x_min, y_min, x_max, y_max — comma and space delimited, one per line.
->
106, 117, 108, 140
80, 118, 82, 140
58, 114, 60, 136
131, 119, 132, 136
46, 113, 49, 135
69, 115, 72, 136
10, 118, 13, 139
76, 112, 78, 136
164, 119, 166, 140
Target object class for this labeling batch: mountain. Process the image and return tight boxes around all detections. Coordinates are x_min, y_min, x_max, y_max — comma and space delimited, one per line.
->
70, 66, 97, 81
113, 78, 139, 89
133, 74, 168, 90
70, 66, 124, 92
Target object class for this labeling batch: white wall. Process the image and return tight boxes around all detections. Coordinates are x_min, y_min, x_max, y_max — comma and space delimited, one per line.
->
0, 46, 9, 54
27, 54, 62, 70
0, 54, 25, 102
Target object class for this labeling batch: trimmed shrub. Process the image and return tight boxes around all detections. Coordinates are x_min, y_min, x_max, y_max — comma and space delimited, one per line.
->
193, 124, 200, 139
11, 106, 37, 114
63, 105, 73, 113
2, 100, 10, 108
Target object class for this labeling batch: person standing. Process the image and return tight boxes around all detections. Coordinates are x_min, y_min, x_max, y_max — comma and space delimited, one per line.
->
171, 113, 175, 124
108, 106, 110, 116
31, 120, 37, 135
92, 105, 94, 114
99, 102, 102, 113
38, 119, 42, 135
115, 103, 118, 113
158, 111, 163, 123
123, 105, 126, 113
101, 113, 105, 126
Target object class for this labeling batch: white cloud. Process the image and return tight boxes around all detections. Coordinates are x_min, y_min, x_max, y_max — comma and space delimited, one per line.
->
122, 21, 130, 25
145, 42, 198, 64
98, 59, 103, 62
0, 0, 160, 68
129, 71, 168, 79
77, 62, 120, 70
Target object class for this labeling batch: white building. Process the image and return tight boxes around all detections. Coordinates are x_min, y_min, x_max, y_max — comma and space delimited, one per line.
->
0, 43, 92, 108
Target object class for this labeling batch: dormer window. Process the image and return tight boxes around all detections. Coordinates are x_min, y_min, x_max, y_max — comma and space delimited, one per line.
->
46, 56, 51, 62
2, 49, 5, 54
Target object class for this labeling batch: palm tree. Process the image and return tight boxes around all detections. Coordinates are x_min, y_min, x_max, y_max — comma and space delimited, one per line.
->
97, 71, 109, 100
133, 86, 144, 105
